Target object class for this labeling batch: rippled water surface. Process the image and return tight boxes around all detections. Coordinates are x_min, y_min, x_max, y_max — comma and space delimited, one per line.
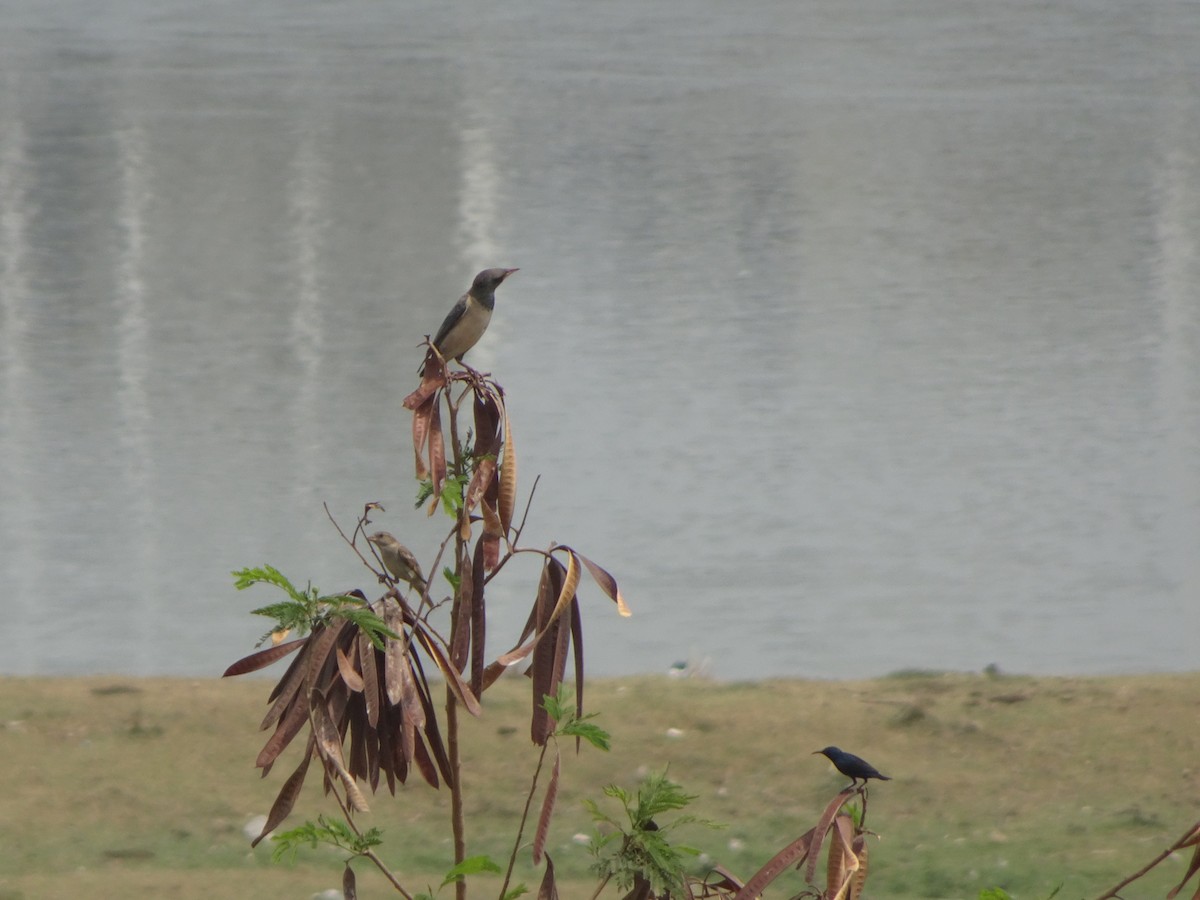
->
1, 0, 1198, 679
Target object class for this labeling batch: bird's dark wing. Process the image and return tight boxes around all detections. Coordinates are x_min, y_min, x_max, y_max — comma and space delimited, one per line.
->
432, 293, 470, 350
844, 752, 887, 780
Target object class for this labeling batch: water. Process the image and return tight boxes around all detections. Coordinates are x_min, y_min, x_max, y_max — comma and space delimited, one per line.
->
1, 0, 1198, 680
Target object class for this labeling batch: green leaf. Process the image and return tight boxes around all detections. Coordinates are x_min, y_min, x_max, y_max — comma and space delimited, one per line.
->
439, 474, 469, 517
583, 799, 622, 830
330, 604, 401, 650
585, 771, 718, 896
603, 784, 630, 803
627, 770, 697, 829
266, 815, 381, 863
234, 565, 399, 648
541, 687, 570, 722
440, 855, 503, 886
560, 720, 610, 751
842, 801, 863, 828
233, 565, 301, 598
352, 826, 385, 854
414, 480, 434, 509
537, 686, 612, 750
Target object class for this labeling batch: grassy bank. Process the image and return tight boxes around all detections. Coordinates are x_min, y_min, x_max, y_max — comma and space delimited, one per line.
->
2, 671, 1198, 899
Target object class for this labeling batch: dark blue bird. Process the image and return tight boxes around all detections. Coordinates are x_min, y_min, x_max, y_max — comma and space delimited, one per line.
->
419, 267, 518, 375
813, 746, 891, 789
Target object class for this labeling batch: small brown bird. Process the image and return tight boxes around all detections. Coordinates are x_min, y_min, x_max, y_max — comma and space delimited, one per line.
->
367, 532, 427, 593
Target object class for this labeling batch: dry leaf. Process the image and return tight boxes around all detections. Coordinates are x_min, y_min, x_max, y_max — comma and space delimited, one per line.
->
409, 393, 434, 480
383, 601, 407, 706
450, 543, 473, 671
259, 641, 313, 730
256, 691, 310, 769
473, 389, 503, 459
826, 815, 860, 900
576, 551, 631, 617
537, 853, 559, 900
1168, 840, 1200, 899
532, 749, 560, 865
470, 537, 487, 696
403, 352, 446, 411
549, 549, 581, 631
413, 622, 482, 717
732, 827, 814, 900
805, 791, 856, 884
222, 638, 305, 677
336, 645, 364, 692
499, 406, 517, 534
357, 631, 380, 728
428, 400, 446, 512
251, 735, 315, 847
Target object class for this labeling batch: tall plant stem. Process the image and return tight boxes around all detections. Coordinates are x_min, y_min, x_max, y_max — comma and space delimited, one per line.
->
447, 686, 466, 900
445, 384, 468, 900
499, 740, 551, 900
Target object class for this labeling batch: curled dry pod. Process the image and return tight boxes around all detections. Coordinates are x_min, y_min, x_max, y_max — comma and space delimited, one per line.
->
498, 405, 517, 535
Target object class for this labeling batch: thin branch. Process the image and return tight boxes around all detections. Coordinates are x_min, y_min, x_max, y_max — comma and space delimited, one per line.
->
500, 739, 552, 900
1093, 818, 1200, 900
588, 873, 613, 900
512, 474, 541, 545
324, 501, 392, 587
490, 475, 542, 580
414, 523, 459, 623
322, 738, 415, 899
484, 543, 552, 588
363, 848, 415, 899
447, 677, 467, 900
483, 476, 544, 587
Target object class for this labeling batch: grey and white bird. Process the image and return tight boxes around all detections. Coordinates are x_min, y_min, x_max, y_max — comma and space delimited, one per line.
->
419, 267, 518, 375
367, 531, 427, 593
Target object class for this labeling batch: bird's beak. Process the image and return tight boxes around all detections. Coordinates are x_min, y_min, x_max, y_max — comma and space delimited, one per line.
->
810, 750, 821, 755
502, 268, 519, 279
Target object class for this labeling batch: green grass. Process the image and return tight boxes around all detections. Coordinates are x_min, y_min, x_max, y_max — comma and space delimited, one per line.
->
2, 672, 1198, 899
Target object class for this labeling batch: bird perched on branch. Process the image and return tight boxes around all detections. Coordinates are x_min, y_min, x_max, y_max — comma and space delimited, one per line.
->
419, 267, 519, 375
367, 532, 427, 593
813, 746, 891, 790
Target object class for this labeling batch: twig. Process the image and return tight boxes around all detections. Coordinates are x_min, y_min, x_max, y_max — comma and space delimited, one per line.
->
447, 681, 467, 900
363, 848, 415, 899
513, 474, 541, 544
319, 710, 415, 899
483, 476, 543, 587
588, 873, 613, 900
324, 501, 390, 585
415, 524, 458, 622
500, 740, 551, 900
1093, 818, 1200, 900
